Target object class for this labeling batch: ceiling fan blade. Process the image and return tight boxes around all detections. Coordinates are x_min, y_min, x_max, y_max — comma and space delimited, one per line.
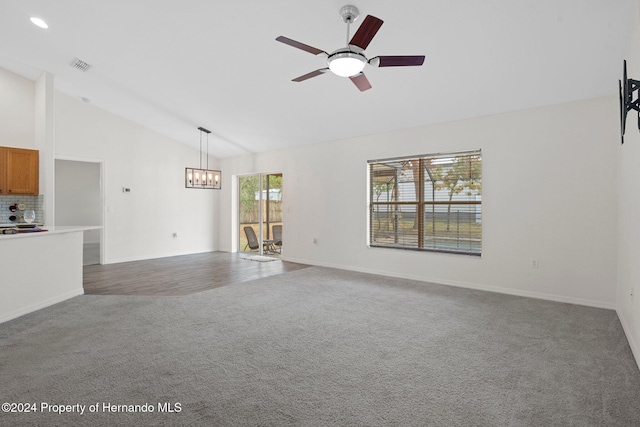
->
292, 68, 329, 82
349, 15, 384, 50
349, 72, 372, 92
369, 56, 426, 67
276, 36, 327, 56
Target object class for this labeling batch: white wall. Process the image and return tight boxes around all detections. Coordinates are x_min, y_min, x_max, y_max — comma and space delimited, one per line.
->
220, 96, 619, 309
617, 4, 640, 368
0, 68, 34, 148
54, 92, 219, 263
0, 67, 220, 264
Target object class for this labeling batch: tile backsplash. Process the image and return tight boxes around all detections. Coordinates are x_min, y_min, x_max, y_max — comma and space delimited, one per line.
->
0, 195, 44, 224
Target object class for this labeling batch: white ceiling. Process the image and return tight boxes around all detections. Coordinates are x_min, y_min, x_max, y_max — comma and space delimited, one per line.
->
0, 0, 636, 158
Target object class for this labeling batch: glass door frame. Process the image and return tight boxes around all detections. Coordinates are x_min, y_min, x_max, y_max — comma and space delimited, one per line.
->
237, 172, 282, 256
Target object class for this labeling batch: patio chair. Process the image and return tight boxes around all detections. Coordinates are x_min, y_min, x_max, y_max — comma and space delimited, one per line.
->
272, 225, 282, 254
243, 226, 260, 251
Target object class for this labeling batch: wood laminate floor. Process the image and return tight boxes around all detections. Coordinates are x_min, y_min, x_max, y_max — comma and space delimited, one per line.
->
83, 252, 310, 296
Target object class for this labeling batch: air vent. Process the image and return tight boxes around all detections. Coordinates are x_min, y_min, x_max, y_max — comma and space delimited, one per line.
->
70, 58, 92, 72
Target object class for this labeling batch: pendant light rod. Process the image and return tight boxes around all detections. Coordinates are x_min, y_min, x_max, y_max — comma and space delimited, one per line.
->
198, 127, 212, 170
198, 127, 211, 169
206, 131, 210, 171
199, 129, 203, 170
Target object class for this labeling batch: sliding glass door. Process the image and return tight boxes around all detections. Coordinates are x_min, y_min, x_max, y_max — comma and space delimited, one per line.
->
238, 173, 283, 256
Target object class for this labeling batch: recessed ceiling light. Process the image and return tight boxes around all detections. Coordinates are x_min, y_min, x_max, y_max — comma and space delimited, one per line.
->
30, 17, 48, 29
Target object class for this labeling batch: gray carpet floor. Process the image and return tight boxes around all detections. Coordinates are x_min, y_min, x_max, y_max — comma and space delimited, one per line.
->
1, 266, 639, 426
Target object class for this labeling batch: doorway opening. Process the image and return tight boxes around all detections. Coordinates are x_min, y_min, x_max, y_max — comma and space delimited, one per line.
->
54, 158, 104, 265
238, 173, 283, 257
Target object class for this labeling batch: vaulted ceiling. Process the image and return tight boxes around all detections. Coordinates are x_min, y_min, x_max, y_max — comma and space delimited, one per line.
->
0, 0, 636, 157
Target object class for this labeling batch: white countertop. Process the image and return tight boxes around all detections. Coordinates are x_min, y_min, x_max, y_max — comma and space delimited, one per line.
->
0, 225, 102, 240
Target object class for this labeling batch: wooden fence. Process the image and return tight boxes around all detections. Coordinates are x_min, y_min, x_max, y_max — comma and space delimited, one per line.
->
239, 200, 283, 224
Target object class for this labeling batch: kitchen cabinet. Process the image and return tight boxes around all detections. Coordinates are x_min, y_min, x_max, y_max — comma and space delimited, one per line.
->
0, 147, 39, 195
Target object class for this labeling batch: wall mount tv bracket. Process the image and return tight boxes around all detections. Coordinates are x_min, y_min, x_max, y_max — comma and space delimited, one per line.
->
619, 60, 640, 144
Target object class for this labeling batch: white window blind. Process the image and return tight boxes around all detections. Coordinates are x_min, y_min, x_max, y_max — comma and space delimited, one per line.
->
368, 150, 482, 255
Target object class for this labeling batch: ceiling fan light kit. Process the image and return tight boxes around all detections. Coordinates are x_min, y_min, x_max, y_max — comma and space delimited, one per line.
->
328, 50, 366, 77
276, 5, 425, 91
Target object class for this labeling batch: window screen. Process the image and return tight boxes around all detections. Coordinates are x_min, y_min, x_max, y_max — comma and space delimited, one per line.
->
368, 150, 482, 255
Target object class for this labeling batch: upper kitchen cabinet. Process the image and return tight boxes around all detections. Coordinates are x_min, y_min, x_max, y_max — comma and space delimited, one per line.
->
0, 146, 39, 195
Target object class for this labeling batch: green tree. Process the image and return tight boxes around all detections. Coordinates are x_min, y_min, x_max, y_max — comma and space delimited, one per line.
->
239, 174, 283, 224
372, 179, 395, 232
429, 157, 481, 230
239, 175, 260, 223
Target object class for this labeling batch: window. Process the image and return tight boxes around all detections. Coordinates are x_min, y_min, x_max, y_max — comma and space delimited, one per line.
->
368, 150, 482, 255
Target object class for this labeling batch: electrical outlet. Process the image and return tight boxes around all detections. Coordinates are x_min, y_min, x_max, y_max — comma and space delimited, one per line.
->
530, 259, 539, 269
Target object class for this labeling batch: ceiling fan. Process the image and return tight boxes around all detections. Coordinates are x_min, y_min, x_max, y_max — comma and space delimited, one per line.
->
276, 5, 425, 92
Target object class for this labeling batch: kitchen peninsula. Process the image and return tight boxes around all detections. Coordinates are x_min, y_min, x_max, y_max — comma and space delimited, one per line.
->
0, 226, 100, 323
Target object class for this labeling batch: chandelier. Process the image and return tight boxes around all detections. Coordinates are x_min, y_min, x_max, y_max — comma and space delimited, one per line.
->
185, 127, 221, 189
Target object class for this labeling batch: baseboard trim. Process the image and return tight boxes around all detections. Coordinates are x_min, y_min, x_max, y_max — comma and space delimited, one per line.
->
283, 257, 616, 310
0, 288, 84, 324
